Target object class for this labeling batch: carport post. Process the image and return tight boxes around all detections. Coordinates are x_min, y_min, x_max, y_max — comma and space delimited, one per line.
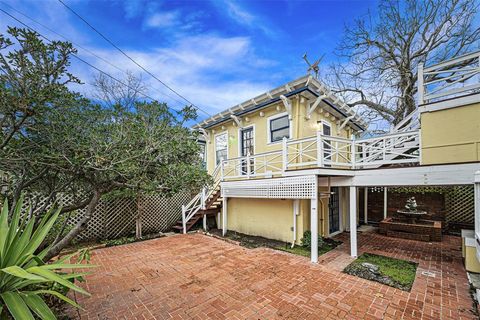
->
222, 197, 228, 236
311, 193, 318, 263
383, 187, 388, 219
364, 187, 368, 224
350, 186, 358, 258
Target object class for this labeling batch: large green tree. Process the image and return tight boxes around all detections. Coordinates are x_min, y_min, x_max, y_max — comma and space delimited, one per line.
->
0, 27, 209, 259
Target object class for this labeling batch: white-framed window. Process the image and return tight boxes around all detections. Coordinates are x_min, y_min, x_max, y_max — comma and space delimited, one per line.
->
267, 112, 291, 143
214, 132, 228, 165
198, 141, 206, 168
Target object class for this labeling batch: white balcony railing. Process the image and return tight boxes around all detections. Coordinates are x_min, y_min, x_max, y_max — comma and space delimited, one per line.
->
219, 129, 420, 180
418, 50, 480, 105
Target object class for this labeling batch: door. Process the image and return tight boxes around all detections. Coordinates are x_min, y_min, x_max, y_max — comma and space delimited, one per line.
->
329, 187, 340, 234
240, 127, 254, 175
320, 121, 332, 167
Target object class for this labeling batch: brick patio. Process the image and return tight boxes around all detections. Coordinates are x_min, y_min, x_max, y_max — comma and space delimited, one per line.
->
70, 231, 477, 320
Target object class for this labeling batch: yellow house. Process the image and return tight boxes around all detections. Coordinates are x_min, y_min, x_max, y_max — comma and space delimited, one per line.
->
177, 51, 480, 265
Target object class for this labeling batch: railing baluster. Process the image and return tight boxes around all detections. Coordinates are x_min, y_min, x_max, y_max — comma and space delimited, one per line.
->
221, 161, 224, 181
181, 205, 186, 234
246, 152, 251, 179
351, 135, 356, 169
418, 62, 424, 105
282, 137, 288, 172
316, 131, 323, 167
201, 187, 206, 210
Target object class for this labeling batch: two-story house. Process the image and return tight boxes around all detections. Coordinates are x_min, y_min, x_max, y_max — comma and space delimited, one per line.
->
176, 50, 480, 266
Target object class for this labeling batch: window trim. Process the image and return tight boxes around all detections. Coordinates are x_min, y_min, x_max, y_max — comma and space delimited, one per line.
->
320, 119, 332, 135
237, 124, 255, 157
267, 112, 292, 144
214, 131, 228, 165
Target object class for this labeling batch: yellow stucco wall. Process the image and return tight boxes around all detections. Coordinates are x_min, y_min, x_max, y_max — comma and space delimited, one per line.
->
222, 187, 352, 242
225, 198, 306, 243
421, 102, 480, 165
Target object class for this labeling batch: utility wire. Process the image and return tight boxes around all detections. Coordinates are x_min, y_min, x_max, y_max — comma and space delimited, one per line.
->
0, 8, 186, 112
0, 1, 188, 108
57, 0, 211, 117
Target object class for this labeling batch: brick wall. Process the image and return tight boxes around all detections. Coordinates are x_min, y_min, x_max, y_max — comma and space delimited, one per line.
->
366, 188, 445, 223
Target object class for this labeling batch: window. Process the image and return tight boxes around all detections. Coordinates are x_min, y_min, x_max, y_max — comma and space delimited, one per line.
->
269, 114, 290, 143
240, 127, 254, 174
198, 142, 206, 168
215, 133, 228, 165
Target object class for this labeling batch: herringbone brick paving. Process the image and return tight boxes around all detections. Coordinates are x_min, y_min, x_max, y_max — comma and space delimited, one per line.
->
70, 231, 477, 319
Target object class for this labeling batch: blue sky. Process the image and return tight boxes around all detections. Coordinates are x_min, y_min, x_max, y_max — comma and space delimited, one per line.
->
1, 0, 378, 121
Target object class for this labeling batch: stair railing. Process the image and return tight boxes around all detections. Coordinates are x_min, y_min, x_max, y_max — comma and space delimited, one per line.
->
181, 163, 223, 233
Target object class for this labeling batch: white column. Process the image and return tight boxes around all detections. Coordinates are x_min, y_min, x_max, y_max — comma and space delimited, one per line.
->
364, 187, 368, 224
349, 186, 358, 258
222, 197, 228, 236
181, 205, 186, 234
203, 214, 207, 231
310, 196, 318, 263
383, 187, 388, 219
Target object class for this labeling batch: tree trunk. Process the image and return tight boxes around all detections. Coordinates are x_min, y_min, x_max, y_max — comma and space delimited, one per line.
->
44, 190, 102, 261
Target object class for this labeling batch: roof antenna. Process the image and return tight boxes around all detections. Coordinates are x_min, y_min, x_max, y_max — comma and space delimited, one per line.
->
303, 53, 324, 79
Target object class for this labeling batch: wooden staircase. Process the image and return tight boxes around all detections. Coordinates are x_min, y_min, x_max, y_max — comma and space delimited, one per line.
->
173, 188, 222, 232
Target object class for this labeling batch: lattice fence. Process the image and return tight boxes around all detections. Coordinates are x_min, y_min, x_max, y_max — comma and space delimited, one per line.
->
445, 186, 475, 224
20, 192, 192, 242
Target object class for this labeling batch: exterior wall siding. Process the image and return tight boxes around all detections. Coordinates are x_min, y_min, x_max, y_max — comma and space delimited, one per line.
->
221, 187, 351, 242
421, 101, 480, 165
225, 198, 305, 244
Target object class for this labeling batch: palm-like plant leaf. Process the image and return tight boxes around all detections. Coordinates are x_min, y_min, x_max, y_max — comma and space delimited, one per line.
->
0, 198, 94, 319
21, 293, 56, 320
1, 291, 35, 320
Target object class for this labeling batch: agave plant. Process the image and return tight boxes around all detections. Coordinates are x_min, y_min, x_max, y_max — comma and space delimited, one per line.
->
0, 198, 95, 319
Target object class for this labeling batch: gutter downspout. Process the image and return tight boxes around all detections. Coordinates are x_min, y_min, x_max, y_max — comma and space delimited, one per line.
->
291, 199, 300, 248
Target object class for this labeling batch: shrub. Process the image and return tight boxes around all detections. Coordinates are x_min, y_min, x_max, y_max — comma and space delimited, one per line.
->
301, 231, 325, 248
0, 198, 94, 319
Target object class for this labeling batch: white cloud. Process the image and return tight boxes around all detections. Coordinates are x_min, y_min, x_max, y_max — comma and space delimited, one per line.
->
68, 34, 275, 116
144, 11, 180, 29
0, 0, 278, 117
212, 0, 278, 38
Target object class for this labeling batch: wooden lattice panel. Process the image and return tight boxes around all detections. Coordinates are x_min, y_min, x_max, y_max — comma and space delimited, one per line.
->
445, 186, 475, 224
141, 192, 191, 234
18, 191, 191, 242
